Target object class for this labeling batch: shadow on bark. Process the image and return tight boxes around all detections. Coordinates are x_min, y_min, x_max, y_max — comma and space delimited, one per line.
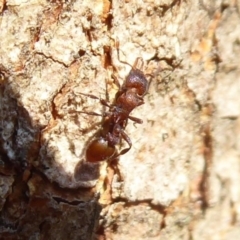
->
0, 73, 101, 240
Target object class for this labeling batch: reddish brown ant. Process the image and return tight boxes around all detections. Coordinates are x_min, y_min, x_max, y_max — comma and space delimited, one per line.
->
79, 55, 149, 163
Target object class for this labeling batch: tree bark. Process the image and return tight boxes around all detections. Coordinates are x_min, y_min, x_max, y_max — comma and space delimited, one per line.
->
0, 0, 240, 239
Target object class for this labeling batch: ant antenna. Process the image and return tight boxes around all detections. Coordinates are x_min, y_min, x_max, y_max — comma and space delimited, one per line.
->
115, 40, 133, 69
115, 40, 145, 71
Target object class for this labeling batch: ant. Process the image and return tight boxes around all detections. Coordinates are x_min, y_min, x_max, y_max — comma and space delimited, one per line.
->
79, 52, 149, 163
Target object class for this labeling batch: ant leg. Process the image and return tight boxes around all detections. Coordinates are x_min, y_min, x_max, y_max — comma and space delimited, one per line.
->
78, 92, 99, 100
78, 111, 111, 117
78, 111, 102, 117
118, 129, 132, 156
106, 125, 132, 159
128, 115, 143, 124
78, 92, 111, 108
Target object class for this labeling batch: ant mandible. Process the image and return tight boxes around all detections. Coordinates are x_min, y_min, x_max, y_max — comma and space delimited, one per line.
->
79, 50, 149, 163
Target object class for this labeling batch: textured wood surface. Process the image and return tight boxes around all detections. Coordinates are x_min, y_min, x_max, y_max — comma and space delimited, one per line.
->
0, 0, 240, 239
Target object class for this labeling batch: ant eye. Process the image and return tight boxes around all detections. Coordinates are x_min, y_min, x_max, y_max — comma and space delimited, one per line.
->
86, 138, 116, 163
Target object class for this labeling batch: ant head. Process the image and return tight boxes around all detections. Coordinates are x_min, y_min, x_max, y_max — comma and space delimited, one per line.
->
125, 68, 148, 96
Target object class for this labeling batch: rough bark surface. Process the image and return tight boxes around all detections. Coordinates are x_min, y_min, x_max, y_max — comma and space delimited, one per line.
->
0, 0, 240, 239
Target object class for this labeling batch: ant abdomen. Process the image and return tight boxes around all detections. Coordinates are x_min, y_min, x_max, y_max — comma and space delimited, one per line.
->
86, 137, 116, 163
